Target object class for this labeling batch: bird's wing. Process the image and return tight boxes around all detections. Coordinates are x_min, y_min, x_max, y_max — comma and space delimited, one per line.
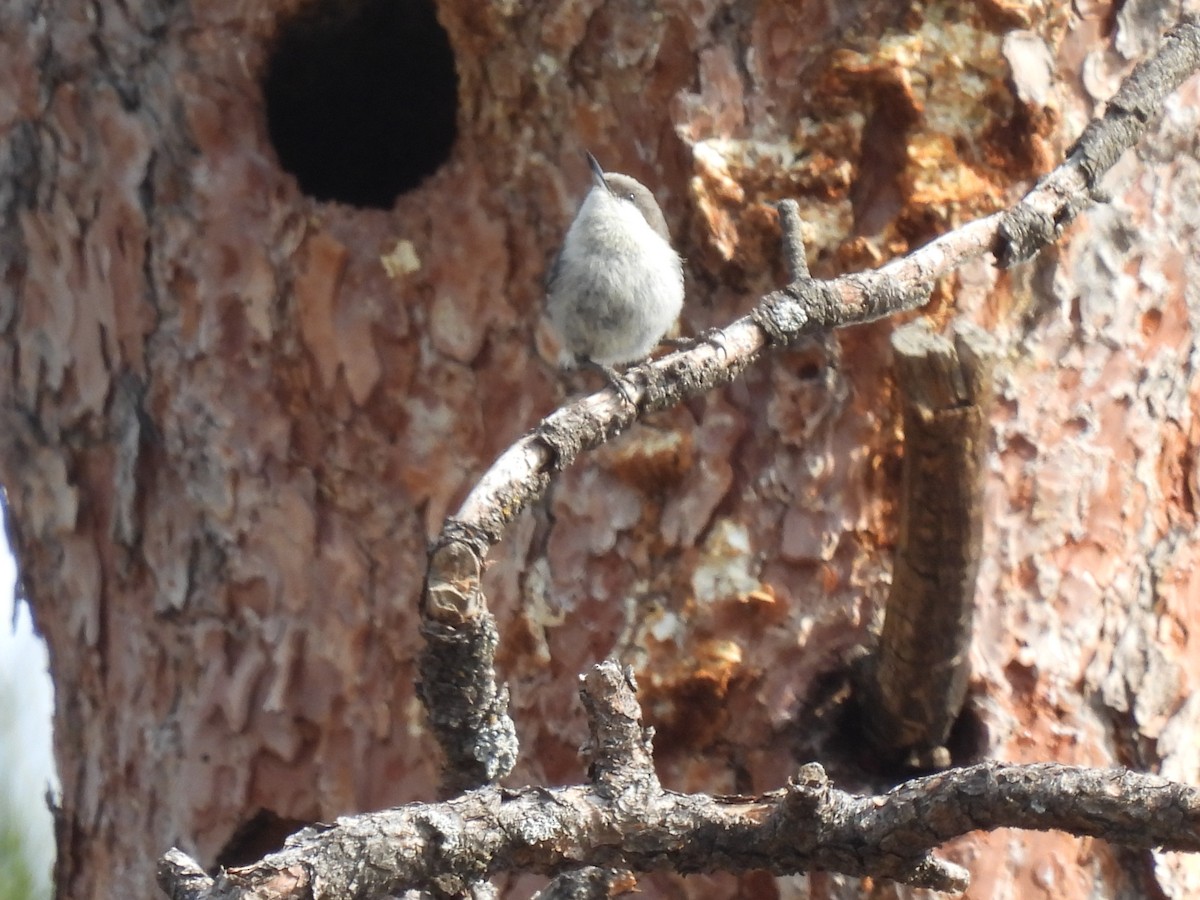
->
544, 247, 563, 294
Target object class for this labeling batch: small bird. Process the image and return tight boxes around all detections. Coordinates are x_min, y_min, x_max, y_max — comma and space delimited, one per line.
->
546, 152, 684, 395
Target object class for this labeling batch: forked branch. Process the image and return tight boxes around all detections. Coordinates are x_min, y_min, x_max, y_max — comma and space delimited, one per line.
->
159, 661, 1200, 899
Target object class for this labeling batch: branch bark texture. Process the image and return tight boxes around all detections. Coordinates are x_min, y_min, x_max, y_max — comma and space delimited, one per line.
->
159, 662, 1200, 900
868, 321, 996, 764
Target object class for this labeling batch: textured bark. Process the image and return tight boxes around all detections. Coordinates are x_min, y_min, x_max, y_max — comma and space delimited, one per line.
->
156, 663, 1200, 898
869, 321, 996, 764
1, 0, 1199, 898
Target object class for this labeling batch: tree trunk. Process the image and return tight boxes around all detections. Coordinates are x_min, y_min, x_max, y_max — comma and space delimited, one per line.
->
1, 0, 1197, 897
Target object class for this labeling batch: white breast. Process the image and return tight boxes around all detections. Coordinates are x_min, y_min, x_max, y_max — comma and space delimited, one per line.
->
547, 188, 684, 366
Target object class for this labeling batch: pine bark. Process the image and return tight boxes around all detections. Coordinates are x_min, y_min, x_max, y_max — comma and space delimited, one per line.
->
1, 0, 1198, 897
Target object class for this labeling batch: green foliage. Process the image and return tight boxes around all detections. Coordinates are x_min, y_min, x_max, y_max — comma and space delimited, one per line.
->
0, 811, 37, 900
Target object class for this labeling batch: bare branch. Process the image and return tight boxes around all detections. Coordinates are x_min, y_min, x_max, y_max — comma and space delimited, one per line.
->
441, 15, 1200, 570
417, 522, 519, 794
997, 12, 1200, 264
866, 321, 996, 765
159, 661, 1200, 900
416, 16, 1200, 794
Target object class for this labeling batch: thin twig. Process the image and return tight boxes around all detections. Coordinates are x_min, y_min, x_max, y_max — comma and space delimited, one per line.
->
776, 198, 811, 282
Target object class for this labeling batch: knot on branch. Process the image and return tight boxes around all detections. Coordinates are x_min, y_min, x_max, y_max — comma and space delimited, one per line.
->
783, 763, 831, 818
996, 185, 1106, 270
752, 282, 835, 345
424, 535, 485, 625
538, 411, 592, 472
995, 203, 1056, 267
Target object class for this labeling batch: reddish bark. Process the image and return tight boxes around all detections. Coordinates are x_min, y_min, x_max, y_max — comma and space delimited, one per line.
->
0, 0, 1197, 896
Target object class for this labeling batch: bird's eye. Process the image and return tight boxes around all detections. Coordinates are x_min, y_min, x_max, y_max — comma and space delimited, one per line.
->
625, 192, 636, 202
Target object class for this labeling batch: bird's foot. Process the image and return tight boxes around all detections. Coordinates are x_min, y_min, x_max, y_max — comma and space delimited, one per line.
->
580, 359, 637, 407
660, 328, 728, 359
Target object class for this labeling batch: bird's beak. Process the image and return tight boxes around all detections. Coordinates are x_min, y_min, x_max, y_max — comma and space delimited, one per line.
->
586, 152, 609, 191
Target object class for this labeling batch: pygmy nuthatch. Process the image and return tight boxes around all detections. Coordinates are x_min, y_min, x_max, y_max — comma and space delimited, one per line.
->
546, 153, 684, 373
